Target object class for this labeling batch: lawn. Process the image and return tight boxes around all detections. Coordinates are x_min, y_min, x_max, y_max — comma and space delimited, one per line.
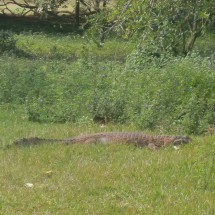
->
0, 106, 214, 214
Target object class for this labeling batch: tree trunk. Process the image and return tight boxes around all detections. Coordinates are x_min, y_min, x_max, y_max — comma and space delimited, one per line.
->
103, 0, 107, 8
75, 0, 80, 26
186, 32, 197, 53
185, 12, 200, 54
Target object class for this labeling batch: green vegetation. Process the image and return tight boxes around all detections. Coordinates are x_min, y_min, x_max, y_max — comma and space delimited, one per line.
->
0, 49, 214, 134
0, 0, 215, 213
90, 0, 215, 55
15, 33, 133, 60
0, 30, 17, 53
0, 107, 215, 214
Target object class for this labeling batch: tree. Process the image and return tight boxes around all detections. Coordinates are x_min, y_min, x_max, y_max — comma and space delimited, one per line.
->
94, 0, 215, 55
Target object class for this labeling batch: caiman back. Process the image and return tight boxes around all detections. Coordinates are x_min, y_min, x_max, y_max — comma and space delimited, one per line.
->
12, 132, 191, 149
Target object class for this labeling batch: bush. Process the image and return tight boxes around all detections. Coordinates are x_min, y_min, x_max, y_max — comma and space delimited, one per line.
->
124, 53, 215, 134
0, 30, 17, 54
25, 58, 126, 123
0, 52, 214, 134
0, 58, 47, 104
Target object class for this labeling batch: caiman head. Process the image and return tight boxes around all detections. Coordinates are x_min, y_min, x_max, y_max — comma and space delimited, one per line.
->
173, 136, 192, 146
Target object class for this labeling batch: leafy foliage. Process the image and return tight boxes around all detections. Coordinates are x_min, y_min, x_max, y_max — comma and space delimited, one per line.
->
125, 52, 215, 134
0, 30, 17, 54
91, 0, 215, 55
0, 52, 214, 134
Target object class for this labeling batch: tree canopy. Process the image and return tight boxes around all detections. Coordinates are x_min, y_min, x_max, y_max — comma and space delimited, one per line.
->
91, 0, 215, 55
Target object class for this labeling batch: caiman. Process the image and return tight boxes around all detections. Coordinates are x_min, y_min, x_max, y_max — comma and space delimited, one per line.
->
12, 132, 191, 149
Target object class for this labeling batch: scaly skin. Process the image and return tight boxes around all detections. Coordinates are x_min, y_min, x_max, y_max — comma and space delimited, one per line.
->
12, 132, 191, 149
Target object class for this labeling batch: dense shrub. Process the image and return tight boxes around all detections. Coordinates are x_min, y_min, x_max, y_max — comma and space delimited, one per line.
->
4, 58, 126, 123
0, 30, 17, 54
124, 53, 215, 134
0, 53, 214, 134
0, 58, 47, 103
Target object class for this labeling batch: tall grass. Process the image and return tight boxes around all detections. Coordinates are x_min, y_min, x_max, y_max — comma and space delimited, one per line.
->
0, 52, 214, 134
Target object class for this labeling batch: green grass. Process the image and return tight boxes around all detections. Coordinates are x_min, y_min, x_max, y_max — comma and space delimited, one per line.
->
15, 33, 134, 61
0, 106, 215, 214
15, 31, 214, 61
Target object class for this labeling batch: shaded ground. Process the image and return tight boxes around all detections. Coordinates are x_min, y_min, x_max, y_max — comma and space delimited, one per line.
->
0, 14, 85, 33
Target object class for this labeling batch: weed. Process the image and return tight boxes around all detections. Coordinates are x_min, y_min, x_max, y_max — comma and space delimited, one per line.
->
0, 30, 17, 54
0, 52, 214, 134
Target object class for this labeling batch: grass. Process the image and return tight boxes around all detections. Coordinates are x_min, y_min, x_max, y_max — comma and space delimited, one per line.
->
14, 30, 214, 61
0, 105, 215, 214
15, 33, 134, 61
